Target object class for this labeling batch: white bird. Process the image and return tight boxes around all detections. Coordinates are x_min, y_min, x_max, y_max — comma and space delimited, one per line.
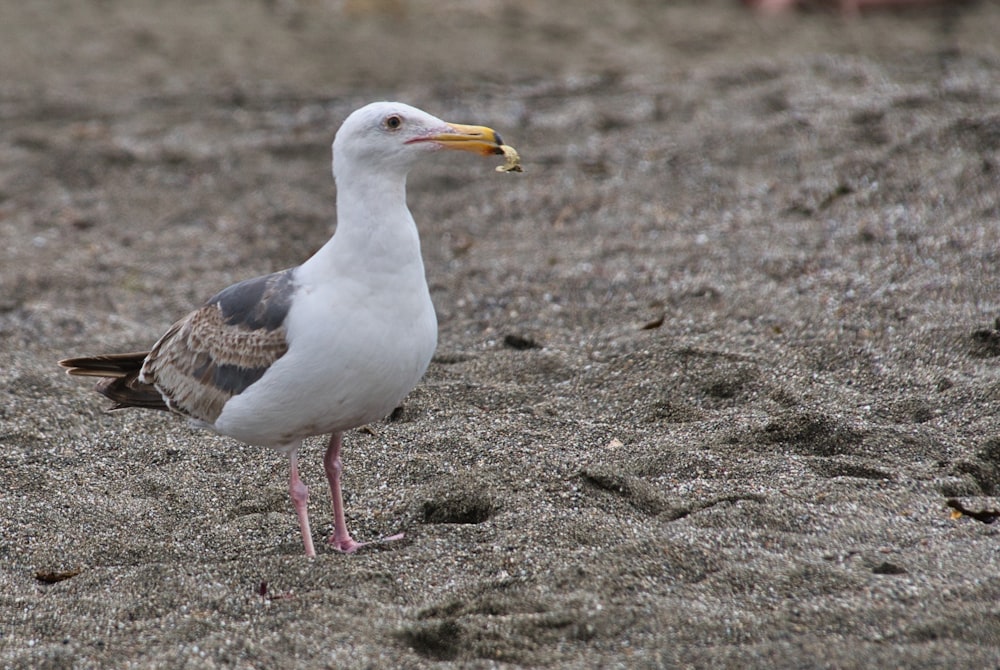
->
60, 102, 515, 557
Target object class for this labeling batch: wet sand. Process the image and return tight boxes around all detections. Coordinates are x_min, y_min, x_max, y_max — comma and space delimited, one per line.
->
2, 0, 1000, 666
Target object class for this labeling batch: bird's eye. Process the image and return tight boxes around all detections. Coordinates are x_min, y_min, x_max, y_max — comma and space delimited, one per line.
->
385, 114, 403, 130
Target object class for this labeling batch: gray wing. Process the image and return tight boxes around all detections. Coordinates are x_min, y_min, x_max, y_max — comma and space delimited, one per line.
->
141, 268, 297, 423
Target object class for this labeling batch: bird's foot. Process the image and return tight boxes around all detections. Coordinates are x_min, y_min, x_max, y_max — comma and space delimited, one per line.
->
327, 531, 405, 553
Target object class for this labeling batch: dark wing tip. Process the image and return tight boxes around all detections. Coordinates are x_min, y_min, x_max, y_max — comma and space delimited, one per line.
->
94, 375, 170, 412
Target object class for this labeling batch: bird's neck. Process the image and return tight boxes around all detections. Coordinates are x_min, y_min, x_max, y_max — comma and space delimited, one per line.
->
300, 171, 425, 282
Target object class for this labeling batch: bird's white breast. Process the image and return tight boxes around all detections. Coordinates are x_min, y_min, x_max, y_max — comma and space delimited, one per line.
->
211, 272, 437, 447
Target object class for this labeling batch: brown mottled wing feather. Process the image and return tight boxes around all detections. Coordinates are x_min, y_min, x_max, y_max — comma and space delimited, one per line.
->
140, 269, 296, 423
59, 269, 297, 421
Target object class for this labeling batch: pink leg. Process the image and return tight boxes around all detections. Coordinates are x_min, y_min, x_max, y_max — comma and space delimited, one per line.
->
288, 450, 316, 557
323, 432, 404, 553
324, 432, 363, 552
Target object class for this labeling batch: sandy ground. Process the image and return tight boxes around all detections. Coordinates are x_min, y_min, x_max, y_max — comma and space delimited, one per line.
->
2, 0, 1000, 667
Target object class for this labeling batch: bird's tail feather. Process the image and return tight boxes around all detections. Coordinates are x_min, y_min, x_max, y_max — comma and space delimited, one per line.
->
59, 352, 149, 377
59, 352, 170, 412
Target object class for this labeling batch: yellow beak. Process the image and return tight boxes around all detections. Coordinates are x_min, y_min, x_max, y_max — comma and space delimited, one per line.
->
423, 123, 507, 157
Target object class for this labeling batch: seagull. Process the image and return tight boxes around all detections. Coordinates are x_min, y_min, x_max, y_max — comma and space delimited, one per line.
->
59, 101, 516, 557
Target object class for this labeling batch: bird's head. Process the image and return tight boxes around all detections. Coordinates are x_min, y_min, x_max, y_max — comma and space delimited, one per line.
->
332, 101, 507, 180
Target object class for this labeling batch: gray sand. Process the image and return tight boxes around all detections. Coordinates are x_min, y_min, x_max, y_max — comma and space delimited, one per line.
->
2, 0, 1000, 667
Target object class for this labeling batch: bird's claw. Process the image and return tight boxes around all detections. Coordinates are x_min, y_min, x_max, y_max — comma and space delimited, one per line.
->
328, 531, 405, 553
